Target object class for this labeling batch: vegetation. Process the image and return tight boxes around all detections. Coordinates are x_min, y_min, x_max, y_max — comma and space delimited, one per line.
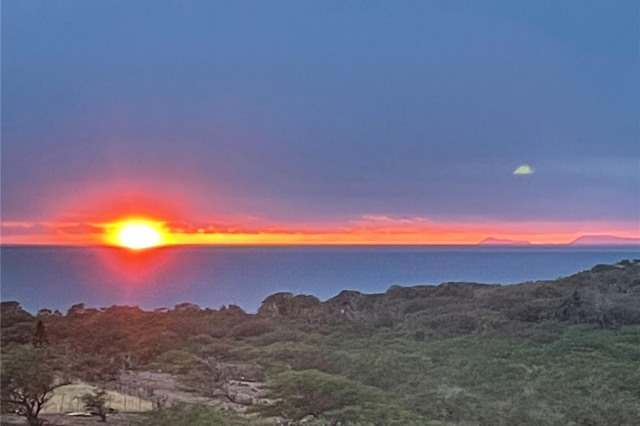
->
254, 369, 424, 425
0, 345, 69, 426
1, 260, 639, 425
33, 321, 48, 347
81, 388, 109, 421
128, 402, 250, 426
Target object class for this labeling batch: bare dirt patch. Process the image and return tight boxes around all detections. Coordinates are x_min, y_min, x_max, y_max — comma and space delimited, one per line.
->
42, 383, 153, 414
112, 371, 265, 414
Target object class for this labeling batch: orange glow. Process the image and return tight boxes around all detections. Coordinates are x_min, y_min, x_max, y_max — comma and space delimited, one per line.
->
110, 221, 166, 249
97, 245, 177, 288
1, 216, 639, 247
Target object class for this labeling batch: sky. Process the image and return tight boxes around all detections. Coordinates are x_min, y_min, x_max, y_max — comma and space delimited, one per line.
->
2, 0, 639, 245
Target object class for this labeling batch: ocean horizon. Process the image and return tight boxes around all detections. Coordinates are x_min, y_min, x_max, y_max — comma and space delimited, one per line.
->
2, 244, 638, 315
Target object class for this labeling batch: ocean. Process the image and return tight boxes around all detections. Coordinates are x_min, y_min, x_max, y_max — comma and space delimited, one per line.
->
1, 245, 638, 314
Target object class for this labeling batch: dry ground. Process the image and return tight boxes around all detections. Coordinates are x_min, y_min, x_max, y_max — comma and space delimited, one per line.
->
113, 370, 265, 414
42, 383, 153, 414
0, 371, 267, 426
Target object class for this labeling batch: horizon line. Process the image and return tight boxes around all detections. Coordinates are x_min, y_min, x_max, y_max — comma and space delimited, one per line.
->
2, 242, 639, 248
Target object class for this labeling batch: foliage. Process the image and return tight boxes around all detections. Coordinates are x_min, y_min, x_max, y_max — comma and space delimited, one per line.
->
2, 262, 640, 425
33, 321, 48, 347
153, 349, 200, 375
324, 404, 427, 426
229, 319, 273, 338
256, 369, 404, 421
81, 388, 109, 421
127, 402, 249, 426
0, 344, 68, 426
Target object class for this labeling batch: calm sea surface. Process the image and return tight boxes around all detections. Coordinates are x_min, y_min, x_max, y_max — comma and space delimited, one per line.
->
2, 245, 638, 314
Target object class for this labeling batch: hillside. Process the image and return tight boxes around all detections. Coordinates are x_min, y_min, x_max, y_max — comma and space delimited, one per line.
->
478, 237, 531, 245
570, 235, 640, 245
258, 258, 640, 332
2, 260, 640, 425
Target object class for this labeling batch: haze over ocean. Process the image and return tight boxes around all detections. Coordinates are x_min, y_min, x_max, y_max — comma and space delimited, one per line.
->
2, 245, 638, 314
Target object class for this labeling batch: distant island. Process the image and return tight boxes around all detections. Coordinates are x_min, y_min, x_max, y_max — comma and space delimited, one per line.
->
478, 235, 640, 246
478, 237, 532, 245
570, 235, 640, 245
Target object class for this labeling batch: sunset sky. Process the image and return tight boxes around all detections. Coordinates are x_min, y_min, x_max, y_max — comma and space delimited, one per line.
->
2, 0, 639, 245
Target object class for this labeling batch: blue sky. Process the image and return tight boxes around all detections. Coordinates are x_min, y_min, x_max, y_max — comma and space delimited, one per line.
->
2, 0, 638, 243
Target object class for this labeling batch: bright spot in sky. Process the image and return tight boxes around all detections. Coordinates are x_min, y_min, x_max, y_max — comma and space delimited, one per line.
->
116, 222, 163, 249
513, 164, 534, 176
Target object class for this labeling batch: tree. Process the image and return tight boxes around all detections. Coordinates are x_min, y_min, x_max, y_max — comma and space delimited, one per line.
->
33, 321, 49, 347
255, 369, 424, 425
81, 388, 109, 421
128, 402, 248, 426
255, 369, 382, 419
1, 345, 69, 426
179, 355, 226, 398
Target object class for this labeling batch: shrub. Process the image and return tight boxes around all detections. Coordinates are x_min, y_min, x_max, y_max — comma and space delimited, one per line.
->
127, 402, 248, 426
255, 369, 400, 420
1, 344, 69, 426
229, 320, 272, 338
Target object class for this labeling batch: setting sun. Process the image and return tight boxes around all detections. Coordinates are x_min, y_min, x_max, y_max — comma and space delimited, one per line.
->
115, 222, 164, 249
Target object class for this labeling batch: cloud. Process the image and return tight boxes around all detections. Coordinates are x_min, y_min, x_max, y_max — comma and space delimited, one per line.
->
54, 223, 106, 235
0, 221, 107, 236
1, 222, 48, 236
513, 164, 534, 176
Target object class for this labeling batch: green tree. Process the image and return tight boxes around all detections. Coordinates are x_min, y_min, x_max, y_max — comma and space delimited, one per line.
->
1, 344, 68, 426
81, 388, 109, 421
255, 369, 425, 424
33, 321, 49, 347
325, 403, 426, 426
127, 402, 248, 426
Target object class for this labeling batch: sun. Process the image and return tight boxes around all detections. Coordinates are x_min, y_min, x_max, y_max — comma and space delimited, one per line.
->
115, 221, 165, 249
